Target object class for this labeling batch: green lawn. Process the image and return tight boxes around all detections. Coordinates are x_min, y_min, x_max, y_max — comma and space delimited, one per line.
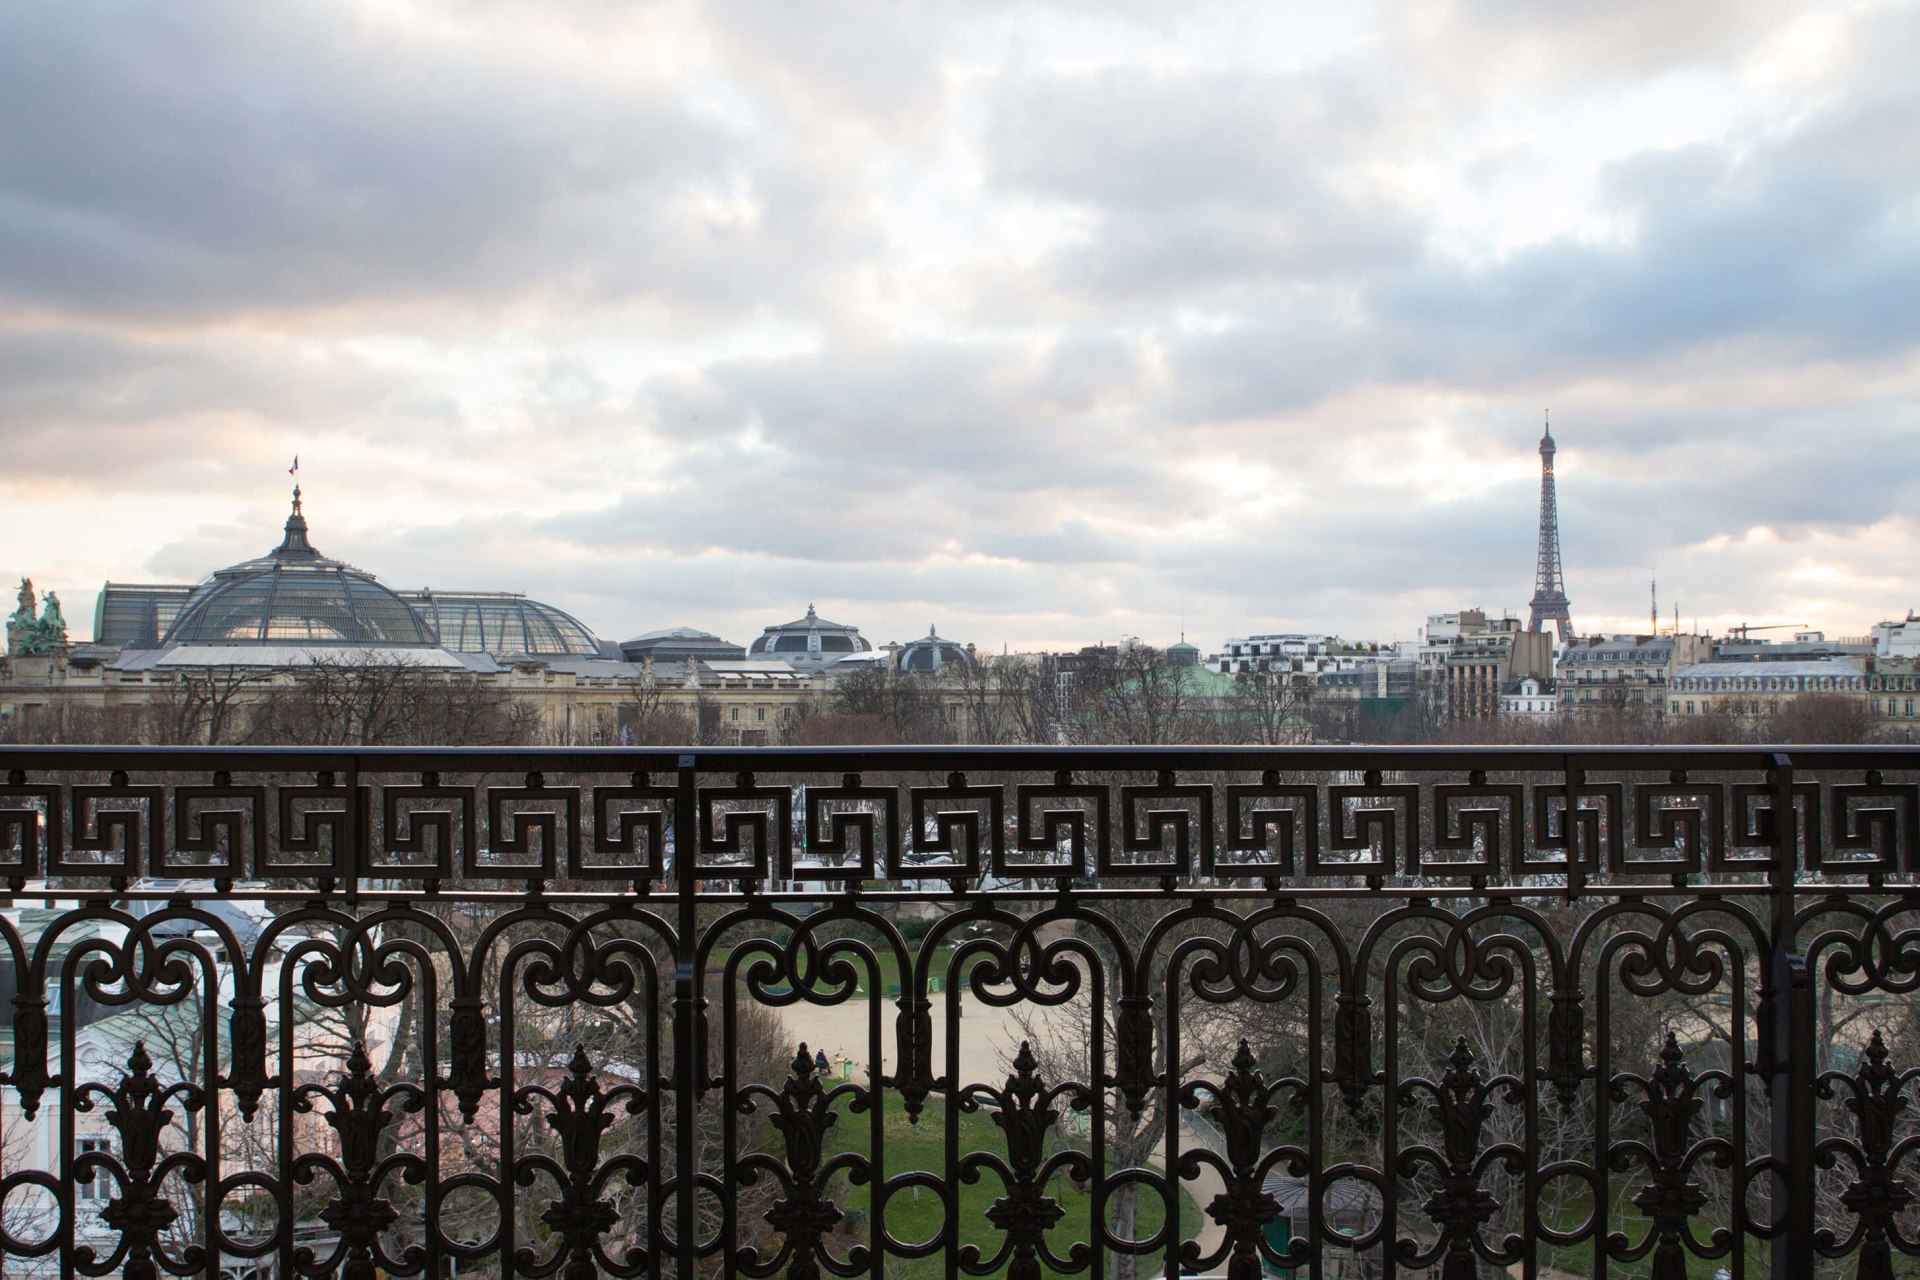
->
1533, 1180, 1767, 1279
818, 1092, 1202, 1280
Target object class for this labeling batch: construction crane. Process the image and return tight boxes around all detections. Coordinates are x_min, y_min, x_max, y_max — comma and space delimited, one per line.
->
1728, 622, 1806, 640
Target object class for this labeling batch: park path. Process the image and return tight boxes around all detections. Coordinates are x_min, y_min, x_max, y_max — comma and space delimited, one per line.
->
770, 988, 1229, 1257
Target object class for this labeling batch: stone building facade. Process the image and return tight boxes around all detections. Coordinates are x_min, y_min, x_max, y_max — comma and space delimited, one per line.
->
0, 492, 980, 746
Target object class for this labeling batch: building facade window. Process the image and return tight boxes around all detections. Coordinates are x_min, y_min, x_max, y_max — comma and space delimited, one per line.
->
77, 1137, 112, 1202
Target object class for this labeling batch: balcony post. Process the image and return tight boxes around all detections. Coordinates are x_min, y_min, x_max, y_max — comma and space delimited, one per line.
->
1766, 751, 1814, 1275
674, 752, 700, 1280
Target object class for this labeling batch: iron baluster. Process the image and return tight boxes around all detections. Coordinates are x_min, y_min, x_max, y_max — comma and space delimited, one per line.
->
960, 1040, 1090, 1280
1397, 1035, 1522, 1280
291, 1040, 426, 1280
1766, 752, 1817, 1276
1332, 989, 1372, 1115
1545, 980, 1586, 1111
513, 1043, 650, 1279
74, 1042, 207, 1280
1183, 1040, 1286, 1280
7, 980, 51, 1120
1816, 1029, 1918, 1280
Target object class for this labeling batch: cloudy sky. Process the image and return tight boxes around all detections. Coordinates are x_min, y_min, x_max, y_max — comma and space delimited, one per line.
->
2, 1, 1914, 654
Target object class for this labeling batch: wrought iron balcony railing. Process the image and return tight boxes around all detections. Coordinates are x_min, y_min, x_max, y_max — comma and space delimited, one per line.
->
0, 744, 1915, 1279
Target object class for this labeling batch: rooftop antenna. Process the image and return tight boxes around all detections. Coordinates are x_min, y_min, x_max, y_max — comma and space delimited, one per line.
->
1651, 571, 1658, 636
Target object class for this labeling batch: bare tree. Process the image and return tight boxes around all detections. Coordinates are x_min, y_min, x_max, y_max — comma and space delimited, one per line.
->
1227, 669, 1312, 745
783, 665, 952, 744
144, 666, 276, 745
947, 653, 1021, 744
620, 678, 695, 745
245, 654, 540, 746
1062, 647, 1207, 745
991, 653, 1067, 745
1768, 692, 1880, 743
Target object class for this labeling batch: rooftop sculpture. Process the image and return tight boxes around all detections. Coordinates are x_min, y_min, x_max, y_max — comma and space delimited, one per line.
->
6, 578, 68, 656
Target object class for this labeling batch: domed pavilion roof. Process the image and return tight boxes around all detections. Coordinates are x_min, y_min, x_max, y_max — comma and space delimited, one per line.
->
160, 489, 439, 648
894, 624, 974, 674
748, 603, 871, 671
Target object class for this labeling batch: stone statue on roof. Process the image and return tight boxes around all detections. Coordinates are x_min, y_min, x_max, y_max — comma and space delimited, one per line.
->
7, 579, 67, 655
40, 592, 65, 642
8, 579, 34, 645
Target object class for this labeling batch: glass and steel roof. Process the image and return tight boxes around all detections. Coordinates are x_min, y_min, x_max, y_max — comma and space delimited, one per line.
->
159, 490, 439, 648
95, 583, 195, 649
399, 590, 601, 658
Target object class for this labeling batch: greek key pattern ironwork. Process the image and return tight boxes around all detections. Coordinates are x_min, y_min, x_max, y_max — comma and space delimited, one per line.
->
0, 744, 1913, 1277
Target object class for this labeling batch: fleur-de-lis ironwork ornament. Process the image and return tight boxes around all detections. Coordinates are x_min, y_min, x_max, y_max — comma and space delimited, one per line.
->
1399, 1037, 1511, 1280
294, 1040, 425, 1280
1613, 1033, 1713, 1280
963, 1041, 1083, 1280
759, 1044, 845, 1280
1820, 1029, 1916, 1280
516, 1043, 649, 1280
76, 1042, 207, 1280
1196, 1041, 1283, 1280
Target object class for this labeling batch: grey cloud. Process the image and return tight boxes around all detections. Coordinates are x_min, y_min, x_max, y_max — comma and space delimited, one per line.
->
1027, 332, 1145, 415
1155, 301, 1379, 422
700, 0, 957, 130
8, 2, 1918, 652
0, 5, 851, 320
986, 64, 1423, 298
1385, 0, 1804, 97
0, 328, 408, 486
645, 338, 1166, 493
1147, 53, 1920, 427
989, 64, 1394, 213
1380, 81, 1920, 377
1566, 406, 1920, 540
365, 510, 1134, 651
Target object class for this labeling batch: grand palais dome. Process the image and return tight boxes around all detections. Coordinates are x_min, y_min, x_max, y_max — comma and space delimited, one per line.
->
161, 490, 437, 647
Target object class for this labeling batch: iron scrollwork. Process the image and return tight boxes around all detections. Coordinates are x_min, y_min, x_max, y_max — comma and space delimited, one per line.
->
959, 1040, 1092, 1280
1816, 1028, 1920, 1278
291, 1041, 427, 1280
73, 1042, 207, 1280
512, 1043, 650, 1279
1396, 1036, 1523, 1280
0, 745, 1910, 1277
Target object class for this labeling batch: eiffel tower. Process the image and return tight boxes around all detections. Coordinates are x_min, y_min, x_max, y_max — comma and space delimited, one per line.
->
1528, 415, 1573, 643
